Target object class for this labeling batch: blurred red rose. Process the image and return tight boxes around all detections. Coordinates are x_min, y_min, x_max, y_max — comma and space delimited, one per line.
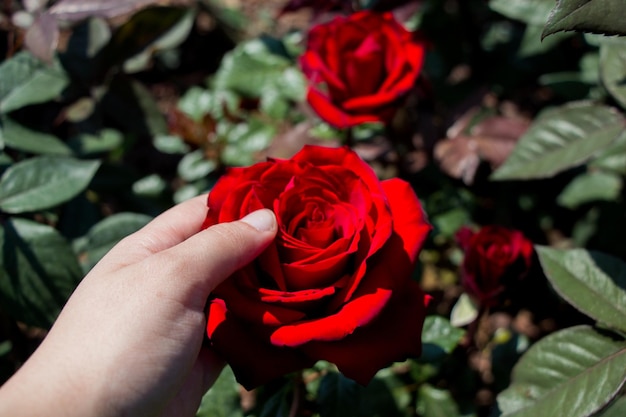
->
456, 225, 533, 306
299, 11, 426, 128
203, 145, 431, 389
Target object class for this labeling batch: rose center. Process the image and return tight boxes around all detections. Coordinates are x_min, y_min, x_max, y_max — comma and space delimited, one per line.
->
291, 202, 338, 248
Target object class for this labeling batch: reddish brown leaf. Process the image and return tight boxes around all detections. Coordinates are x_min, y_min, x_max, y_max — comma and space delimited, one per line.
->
24, 12, 59, 63
435, 112, 530, 184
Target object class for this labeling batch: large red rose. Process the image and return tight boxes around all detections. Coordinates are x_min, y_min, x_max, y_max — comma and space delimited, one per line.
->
456, 225, 534, 306
203, 145, 431, 389
299, 11, 426, 128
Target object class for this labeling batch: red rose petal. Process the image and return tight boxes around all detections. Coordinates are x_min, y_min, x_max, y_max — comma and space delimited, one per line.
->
306, 87, 377, 128
269, 285, 392, 346
206, 299, 315, 390
300, 281, 430, 385
380, 178, 431, 260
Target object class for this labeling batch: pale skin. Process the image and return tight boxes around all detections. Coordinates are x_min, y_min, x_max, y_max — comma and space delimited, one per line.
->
0, 195, 278, 417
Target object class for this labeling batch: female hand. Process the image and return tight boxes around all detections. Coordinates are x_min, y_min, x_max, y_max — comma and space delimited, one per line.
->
0, 195, 277, 417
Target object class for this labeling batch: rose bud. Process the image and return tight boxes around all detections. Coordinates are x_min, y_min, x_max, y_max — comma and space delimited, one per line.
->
203, 145, 431, 389
456, 225, 534, 307
299, 11, 426, 128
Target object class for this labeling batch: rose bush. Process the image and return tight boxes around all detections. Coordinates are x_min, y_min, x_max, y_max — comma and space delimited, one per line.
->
456, 225, 534, 306
202, 145, 431, 389
299, 11, 426, 128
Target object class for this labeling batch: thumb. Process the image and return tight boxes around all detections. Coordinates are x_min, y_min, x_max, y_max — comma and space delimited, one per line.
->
142, 209, 277, 307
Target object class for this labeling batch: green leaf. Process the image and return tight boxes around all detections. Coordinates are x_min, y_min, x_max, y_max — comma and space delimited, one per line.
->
600, 39, 626, 110
489, 0, 556, 25
536, 246, 626, 332
590, 130, 626, 174
132, 174, 167, 198
543, 0, 626, 39
68, 129, 124, 156
177, 149, 217, 182
491, 102, 623, 180
178, 86, 215, 121
497, 325, 626, 417
0, 218, 82, 328
421, 316, 466, 361
211, 37, 305, 110
417, 384, 462, 417
221, 119, 276, 167
0, 51, 69, 113
178, 87, 239, 121
557, 171, 622, 208
518, 24, 571, 57
195, 366, 243, 417
450, 293, 479, 327
0, 156, 101, 213
78, 212, 152, 272
153, 135, 190, 154
1, 117, 72, 155
213, 39, 292, 97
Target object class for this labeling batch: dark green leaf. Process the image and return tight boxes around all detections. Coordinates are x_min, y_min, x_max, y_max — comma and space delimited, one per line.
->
600, 39, 626, 110
97, 7, 189, 69
78, 212, 152, 272
101, 78, 168, 137
0, 156, 101, 213
0, 51, 69, 113
123, 8, 195, 73
0, 218, 82, 328
489, 0, 555, 25
2, 117, 72, 155
518, 24, 571, 57
536, 246, 626, 332
316, 370, 409, 417
258, 384, 291, 417
557, 171, 622, 208
318, 372, 361, 417
491, 102, 624, 180
595, 395, 626, 417
497, 325, 626, 417
196, 366, 243, 417
417, 384, 461, 417
0, 340, 11, 357
543, 0, 626, 38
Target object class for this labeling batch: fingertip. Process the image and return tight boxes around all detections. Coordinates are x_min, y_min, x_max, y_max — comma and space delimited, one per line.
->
239, 209, 277, 233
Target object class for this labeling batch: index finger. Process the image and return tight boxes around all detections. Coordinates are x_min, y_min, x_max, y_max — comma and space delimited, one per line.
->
93, 194, 210, 272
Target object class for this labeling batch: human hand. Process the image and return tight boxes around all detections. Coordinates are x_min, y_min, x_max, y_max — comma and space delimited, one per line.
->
0, 195, 277, 417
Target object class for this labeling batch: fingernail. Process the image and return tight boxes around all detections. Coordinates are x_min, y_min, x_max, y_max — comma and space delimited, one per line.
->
240, 209, 276, 232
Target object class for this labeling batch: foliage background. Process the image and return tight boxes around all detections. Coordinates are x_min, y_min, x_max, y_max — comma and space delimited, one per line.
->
0, 0, 625, 416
